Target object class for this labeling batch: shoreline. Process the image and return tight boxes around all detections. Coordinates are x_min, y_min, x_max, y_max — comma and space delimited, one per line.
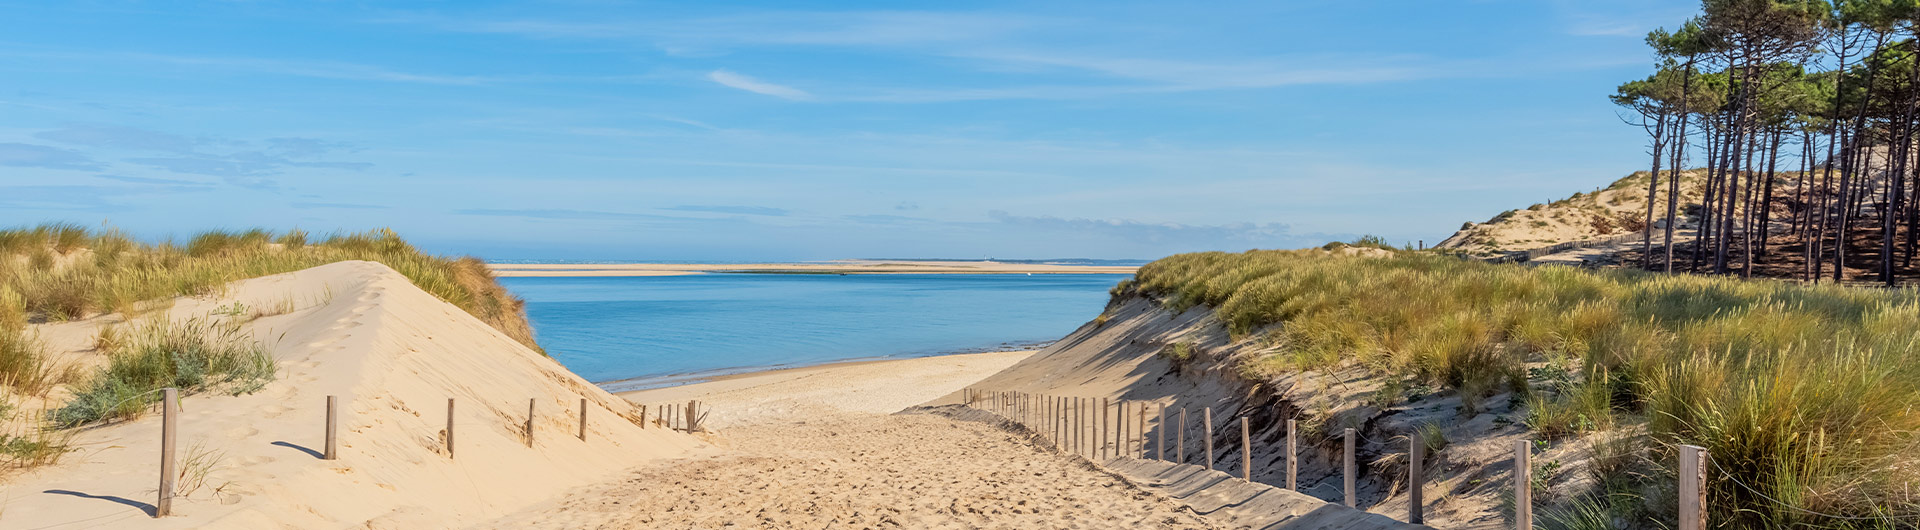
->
491, 260, 1139, 278
600, 342, 1052, 394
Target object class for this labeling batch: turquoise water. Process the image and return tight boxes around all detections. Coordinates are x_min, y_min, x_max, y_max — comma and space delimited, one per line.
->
498, 273, 1129, 388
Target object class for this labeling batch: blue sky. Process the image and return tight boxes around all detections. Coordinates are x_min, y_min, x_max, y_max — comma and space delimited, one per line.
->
0, 1, 1694, 261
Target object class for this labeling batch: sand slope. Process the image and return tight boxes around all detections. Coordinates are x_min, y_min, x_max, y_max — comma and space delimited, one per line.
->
1, 261, 706, 529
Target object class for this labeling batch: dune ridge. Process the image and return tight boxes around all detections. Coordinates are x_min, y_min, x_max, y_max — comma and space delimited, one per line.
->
2, 261, 706, 529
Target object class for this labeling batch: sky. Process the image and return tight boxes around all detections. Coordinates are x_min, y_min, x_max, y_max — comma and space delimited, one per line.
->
0, 1, 1698, 261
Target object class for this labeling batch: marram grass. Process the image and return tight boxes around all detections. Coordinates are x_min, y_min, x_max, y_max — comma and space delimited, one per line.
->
1121, 249, 1920, 528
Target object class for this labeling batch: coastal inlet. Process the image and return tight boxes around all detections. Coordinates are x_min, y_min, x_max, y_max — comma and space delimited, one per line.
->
499, 272, 1131, 387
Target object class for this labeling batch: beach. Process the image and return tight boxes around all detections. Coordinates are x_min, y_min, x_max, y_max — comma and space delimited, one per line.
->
489, 260, 1140, 277
486, 350, 1226, 529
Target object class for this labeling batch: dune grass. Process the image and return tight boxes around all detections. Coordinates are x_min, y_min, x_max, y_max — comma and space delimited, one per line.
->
52, 317, 275, 427
1123, 250, 1920, 527
0, 224, 540, 398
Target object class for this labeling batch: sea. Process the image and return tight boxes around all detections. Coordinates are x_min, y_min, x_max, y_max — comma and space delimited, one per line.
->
497, 271, 1134, 391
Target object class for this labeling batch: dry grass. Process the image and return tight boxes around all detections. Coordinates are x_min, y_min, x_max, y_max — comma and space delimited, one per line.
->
1126, 250, 1920, 527
0, 224, 540, 397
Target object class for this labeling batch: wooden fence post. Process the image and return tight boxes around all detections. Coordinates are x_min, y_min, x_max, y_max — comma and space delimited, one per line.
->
446, 398, 456, 459
1286, 419, 1298, 491
324, 395, 338, 460
157, 388, 177, 517
1178, 408, 1188, 463
526, 398, 536, 448
324, 393, 339, 458
578, 398, 588, 441
1241, 417, 1252, 482
1156, 405, 1166, 461
640, 405, 647, 429
1344, 428, 1356, 507
1514, 439, 1532, 530
686, 401, 698, 433
1204, 407, 1215, 471
1410, 433, 1424, 524
1680, 444, 1707, 530
1128, 403, 1144, 457
1100, 398, 1110, 460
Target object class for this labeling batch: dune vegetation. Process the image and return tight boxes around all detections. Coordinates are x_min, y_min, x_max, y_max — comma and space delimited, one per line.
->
0, 222, 538, 410
1121, 249, 1920, 528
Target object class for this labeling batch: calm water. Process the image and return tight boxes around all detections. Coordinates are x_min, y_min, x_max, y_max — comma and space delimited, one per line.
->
499, 273, 1128, 388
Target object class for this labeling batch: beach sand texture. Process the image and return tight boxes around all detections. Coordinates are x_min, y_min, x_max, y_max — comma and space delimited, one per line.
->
492, 351, 1221, 529
0, 261, 707, 529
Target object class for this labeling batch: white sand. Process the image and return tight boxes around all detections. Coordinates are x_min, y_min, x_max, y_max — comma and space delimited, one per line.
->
488, 350, 1226, 529
0, 261, 707, 529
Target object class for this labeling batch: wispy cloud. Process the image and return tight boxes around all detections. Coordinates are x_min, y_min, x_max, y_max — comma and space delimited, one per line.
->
37, 124, 202, 153
0, 143, 102, 170
454, 208, 686, 221
707, 70, 812, 101
988, 210, 1312, 247
291, 201, 388, 210
663, 205, 789, 216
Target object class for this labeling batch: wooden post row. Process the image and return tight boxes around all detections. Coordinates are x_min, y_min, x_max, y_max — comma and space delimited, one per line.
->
1514, 439, 1531, 529
157, 388, 178, 517
1344, 428, 1356, 508
324, 395, 338, 461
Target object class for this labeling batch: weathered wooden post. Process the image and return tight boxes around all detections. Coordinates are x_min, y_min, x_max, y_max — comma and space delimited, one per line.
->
446, 398, 456, 459
1204, 407, 1215, 470
1514, 439, 1532, 529
1344, 428, 1356, 507
1128, 403, 1144, 457
1156, 405, 1166, 460
1679, 444, 1707, 530
1240, 417, 1252, 481
1100, 398, 1110, 459
526, 398, 537, 448
324, 395, 338, 460
1410, 433, 1424, 524
157, 388, 178, 517
686, 401, 698, 433
578, 398, 588, 441
1286, 419, 1297, 490
640, 405, 647, 429
1178, 408, 1188, 463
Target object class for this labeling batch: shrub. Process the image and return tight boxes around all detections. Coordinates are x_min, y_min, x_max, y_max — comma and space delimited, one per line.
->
52, 318, 274, 427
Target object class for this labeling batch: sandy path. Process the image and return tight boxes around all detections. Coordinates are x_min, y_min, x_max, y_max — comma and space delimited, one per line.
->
478, 410, 1219, 530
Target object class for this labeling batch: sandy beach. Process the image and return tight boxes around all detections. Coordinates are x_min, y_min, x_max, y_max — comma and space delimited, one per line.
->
489, 260, 1139, 277
485, 350, 1227, 529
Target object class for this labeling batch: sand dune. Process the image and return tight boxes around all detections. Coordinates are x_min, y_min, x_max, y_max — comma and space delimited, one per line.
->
1, 261, 706, 529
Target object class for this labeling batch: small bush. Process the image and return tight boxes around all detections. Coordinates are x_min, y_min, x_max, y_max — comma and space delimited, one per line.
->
52, 318, 274, 427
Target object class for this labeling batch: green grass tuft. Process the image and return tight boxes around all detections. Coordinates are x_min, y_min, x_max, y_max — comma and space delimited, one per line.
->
52, 317, 274, 427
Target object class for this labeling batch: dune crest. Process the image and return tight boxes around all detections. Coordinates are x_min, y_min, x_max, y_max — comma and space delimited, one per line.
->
3, 260, 707, 529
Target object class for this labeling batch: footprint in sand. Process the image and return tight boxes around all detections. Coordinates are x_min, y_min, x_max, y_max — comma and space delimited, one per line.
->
227, 426, 261, 439
240, 455, 273, 465
258, 404, 292, 417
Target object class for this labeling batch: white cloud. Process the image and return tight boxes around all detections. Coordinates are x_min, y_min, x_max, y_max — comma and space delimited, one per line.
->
707, 70, 813, 101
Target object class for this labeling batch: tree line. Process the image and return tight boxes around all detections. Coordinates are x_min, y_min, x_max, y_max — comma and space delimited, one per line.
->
1615, 0, 1920, 286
